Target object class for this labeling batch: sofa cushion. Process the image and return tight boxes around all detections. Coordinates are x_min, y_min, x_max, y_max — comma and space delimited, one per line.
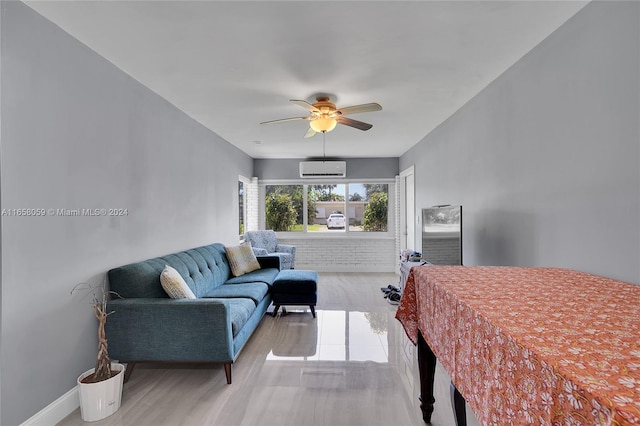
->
202, 282, 269, 305
224, 298, 257, 337
164, 245, 231, 296
225, 268, 280, 286
108, 243, 232, 299
160, 265, 196, 299
225, 243, 261, 277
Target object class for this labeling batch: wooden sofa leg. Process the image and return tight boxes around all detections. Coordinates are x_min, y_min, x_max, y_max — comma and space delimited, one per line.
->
224, 363, 232, 384
123, 362, 136, 384
310, 305, 316, 318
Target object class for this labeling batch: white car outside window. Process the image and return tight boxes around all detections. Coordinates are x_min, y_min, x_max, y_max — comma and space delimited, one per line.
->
326, 213, 346, 229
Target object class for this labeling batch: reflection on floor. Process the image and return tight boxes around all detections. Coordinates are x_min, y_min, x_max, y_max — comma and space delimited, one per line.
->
267, 311, 390, 363
57, 273, 481, 426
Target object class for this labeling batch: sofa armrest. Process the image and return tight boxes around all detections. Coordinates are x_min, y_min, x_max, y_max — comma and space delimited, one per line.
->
275, 244, 296, 257
105, 298, 235, 362
257, 255, 281, 270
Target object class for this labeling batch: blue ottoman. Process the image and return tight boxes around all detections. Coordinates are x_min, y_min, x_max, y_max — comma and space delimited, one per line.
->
271, 270, 318, 318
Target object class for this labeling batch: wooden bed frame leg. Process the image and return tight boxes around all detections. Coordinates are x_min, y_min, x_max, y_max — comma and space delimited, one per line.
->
418, 332, 436, 423
450, 381, 467, 426
224, 363, 232, 384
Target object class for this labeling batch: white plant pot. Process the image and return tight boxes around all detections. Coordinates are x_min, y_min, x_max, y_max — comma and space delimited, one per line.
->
77, 362, 125, 422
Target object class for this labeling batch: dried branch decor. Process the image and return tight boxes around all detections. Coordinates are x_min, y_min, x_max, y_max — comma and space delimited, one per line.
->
72, 282, 121, 383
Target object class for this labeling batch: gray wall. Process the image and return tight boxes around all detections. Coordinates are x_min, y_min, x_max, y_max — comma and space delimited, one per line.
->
254, 157, 399, 180
0, 3, 252, 424
400, 1, 639, 284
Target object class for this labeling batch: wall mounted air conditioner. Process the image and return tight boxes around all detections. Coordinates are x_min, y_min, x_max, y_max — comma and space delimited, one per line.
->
299, 161, 346, 178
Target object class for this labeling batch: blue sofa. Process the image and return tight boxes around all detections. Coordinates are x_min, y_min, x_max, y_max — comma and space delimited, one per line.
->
105, 243, 280, 384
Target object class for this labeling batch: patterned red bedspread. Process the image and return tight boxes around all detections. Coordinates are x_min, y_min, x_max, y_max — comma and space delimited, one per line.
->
396, 266, 640, 425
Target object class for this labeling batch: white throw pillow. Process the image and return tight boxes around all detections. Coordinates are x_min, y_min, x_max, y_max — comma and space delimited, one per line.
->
160, 265, 196, 299
225, 243, 261, 277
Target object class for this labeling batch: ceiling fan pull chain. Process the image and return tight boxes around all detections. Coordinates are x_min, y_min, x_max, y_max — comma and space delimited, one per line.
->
322, 131, 326, 161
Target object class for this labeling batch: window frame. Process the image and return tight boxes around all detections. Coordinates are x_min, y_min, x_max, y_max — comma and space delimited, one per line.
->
259, 178, 395, 238
238, 175, 250, 240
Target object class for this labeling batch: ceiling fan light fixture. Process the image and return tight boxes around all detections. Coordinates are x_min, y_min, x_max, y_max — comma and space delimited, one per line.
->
262, 96, 381, 136
309, 117, 337, 133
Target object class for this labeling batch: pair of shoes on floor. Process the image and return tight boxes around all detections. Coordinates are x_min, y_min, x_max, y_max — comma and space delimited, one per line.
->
386, 291, 401, 305
381, 285, 401, 305
380, 284, 400, 294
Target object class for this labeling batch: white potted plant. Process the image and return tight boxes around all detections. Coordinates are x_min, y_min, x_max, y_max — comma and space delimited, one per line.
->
72, 282, 125, 422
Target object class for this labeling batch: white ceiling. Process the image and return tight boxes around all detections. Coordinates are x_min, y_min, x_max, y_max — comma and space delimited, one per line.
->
25, 1, 588, 159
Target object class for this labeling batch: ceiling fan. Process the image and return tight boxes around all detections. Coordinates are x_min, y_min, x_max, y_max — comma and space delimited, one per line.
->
260, 96, 382, 138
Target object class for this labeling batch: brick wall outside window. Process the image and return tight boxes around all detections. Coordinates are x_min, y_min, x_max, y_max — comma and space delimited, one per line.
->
278, 237, 396, 272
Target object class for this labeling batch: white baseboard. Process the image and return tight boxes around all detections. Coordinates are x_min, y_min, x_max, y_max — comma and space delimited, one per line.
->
21, 386, 79, 426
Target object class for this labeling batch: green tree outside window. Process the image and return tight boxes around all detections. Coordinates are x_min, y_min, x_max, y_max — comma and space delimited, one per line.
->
363, 192, 388, 231
265, 192, 297, 231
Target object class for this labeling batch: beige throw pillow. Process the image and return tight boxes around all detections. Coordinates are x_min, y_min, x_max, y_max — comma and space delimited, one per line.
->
160, 265, 196, 299
225, 243, 261, 277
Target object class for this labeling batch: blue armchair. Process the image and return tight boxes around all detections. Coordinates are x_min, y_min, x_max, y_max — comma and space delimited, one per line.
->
244, 230, 296, 269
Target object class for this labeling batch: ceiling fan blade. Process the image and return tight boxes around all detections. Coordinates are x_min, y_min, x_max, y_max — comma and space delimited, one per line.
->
336, 103, 382, 116
260, 116, 311, 125
336, 116, 373, 131
290, 99, 320, 113
304, 127, 316, 138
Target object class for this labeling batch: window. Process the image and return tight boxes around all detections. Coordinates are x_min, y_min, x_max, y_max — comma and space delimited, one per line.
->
349, 183, 389, 232
308, 184, 345, 233
265, 185, 304, 232
263, 182, 390, 234
238, 180, 246, 236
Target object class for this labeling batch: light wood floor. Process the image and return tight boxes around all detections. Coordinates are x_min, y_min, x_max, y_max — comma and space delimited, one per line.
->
58, 273, 481, 426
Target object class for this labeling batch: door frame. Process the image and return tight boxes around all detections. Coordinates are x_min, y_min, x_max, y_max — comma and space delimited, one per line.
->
399, 165, 415, 254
